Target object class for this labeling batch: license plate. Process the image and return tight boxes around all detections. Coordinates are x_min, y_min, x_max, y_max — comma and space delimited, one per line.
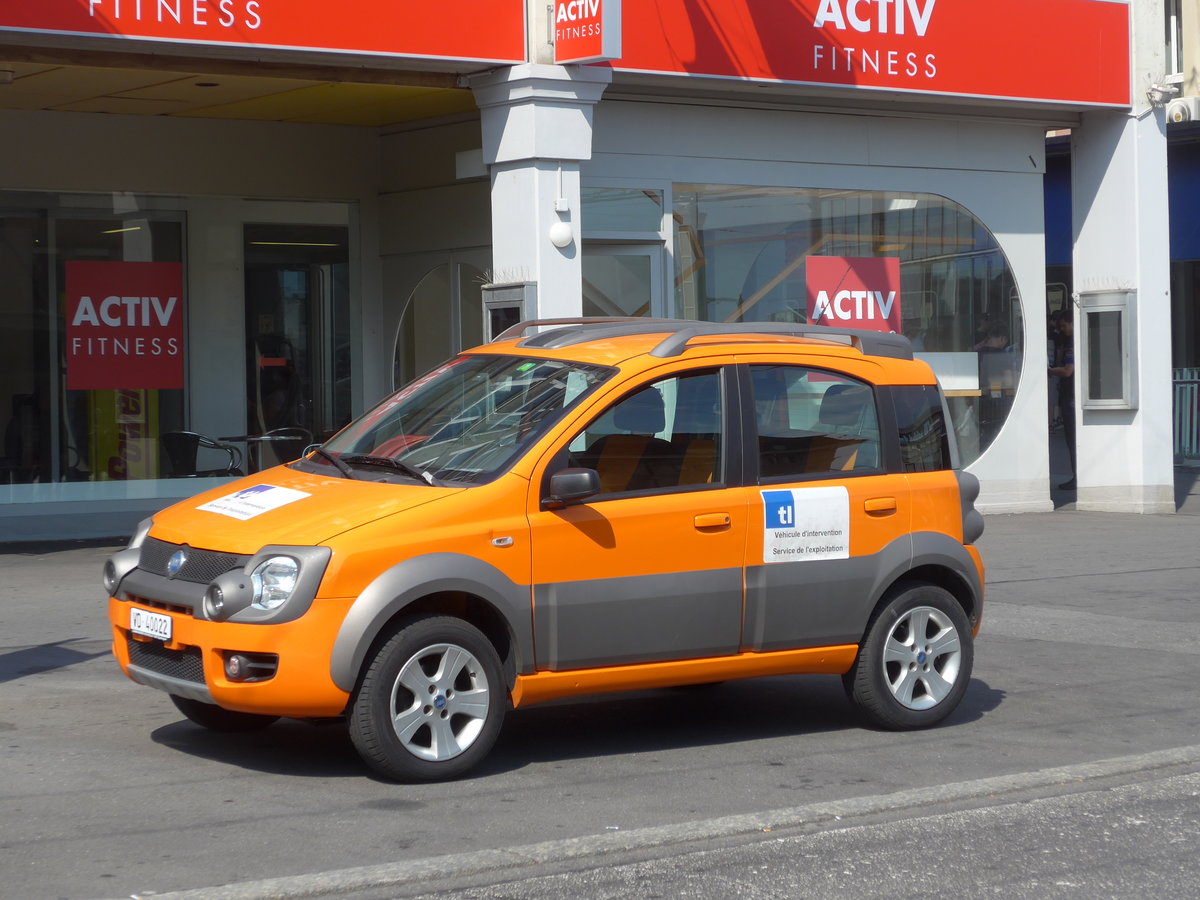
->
130, 607, 172, 642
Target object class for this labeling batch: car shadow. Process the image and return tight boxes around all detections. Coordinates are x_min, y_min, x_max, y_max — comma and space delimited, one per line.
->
0, 639, 112, 684
149, 675, 1005, 781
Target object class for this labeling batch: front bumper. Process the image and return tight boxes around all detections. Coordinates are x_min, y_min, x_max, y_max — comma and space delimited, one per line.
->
109, 594, 355, 718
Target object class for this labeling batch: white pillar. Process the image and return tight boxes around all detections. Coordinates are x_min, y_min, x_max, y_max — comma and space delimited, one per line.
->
1071, 107, 1174, 512
471, 64, 611, 318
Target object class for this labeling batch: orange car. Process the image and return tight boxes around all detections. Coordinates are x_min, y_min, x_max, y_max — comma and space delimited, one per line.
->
105, 319, 984, 781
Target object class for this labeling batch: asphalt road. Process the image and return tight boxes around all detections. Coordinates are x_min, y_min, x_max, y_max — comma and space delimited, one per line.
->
2, 503, 1199, 900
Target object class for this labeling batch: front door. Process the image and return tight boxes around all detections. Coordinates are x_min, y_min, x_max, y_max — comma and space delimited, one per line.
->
527, 366, 747, 670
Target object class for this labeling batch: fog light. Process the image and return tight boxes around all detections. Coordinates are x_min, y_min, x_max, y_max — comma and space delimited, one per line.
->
225, 653, 248, 680
223, 651, 279, 683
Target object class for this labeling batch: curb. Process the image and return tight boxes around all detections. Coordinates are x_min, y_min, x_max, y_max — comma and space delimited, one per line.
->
120, 743, 1200, 900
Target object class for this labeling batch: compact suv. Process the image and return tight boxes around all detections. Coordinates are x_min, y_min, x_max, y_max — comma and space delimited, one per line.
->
105, 318, 984, 781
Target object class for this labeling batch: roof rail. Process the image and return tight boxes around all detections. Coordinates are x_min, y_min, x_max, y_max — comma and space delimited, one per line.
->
498, 317, 913, 361
647, 322, 913, 360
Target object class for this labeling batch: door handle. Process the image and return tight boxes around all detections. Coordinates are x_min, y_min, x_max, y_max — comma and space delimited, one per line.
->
694, 512, 732, 530
864, 497, 897, 514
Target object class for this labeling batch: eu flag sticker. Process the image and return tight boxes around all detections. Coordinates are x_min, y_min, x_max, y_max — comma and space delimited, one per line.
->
761, 486, 850, 563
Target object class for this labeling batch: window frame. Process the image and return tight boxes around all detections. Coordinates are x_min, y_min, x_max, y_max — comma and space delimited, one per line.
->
543, 365, 741, 502
736, 363, 892, 485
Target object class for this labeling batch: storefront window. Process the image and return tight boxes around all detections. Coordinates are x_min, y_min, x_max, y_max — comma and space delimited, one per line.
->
670, 185, 1024, 463
1, 193, 185, 487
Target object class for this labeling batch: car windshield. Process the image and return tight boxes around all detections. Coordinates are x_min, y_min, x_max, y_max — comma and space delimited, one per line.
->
317, 354, 613, 485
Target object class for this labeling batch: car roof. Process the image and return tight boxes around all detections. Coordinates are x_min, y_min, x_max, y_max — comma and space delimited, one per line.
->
470, 318, 933, 382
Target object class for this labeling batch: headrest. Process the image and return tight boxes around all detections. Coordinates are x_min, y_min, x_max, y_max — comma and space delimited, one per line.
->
613, 389, 666, 434
819, 383, 871, 428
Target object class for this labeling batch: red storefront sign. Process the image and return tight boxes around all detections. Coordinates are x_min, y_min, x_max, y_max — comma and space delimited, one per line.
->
0, 0, 526, 64
611, 0, 1130, 107
66, 261, 185, 391
554, 0, 622, 64
806, 257, 902, 333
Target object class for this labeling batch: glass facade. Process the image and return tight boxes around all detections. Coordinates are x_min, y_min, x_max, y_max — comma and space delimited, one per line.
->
1, 192, 354, 509
1, 193, 185, 488
659, 184, 1022, 463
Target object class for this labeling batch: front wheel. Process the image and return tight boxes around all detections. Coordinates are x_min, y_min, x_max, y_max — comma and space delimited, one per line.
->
170, 695, 279, 732
349, 616, 505, 782
843, 583, 973, 730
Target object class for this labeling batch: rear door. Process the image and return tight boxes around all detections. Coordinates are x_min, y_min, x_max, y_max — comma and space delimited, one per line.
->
738, 359, 913, 652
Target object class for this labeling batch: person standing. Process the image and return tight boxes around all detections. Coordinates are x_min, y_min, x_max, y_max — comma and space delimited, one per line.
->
1049, 312, 1076, 490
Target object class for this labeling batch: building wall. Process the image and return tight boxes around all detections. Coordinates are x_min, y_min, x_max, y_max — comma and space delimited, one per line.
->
584, 100, 1053, 512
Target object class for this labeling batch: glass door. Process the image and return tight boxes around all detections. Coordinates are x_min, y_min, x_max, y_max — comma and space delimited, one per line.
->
243, 223, 350, 468
581, 244, 664, 319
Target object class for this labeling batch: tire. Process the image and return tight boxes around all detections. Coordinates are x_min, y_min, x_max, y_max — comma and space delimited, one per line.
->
349, 616, 505, 782
170, 695, 279, 732
843, 583, 973, 730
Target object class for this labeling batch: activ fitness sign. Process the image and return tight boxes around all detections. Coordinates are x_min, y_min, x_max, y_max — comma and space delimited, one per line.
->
554, 0, 622, 64
612, 0, 1129, 107
806, 257, 902, 333
66, 261, 184, 391
0, 0, 525, 64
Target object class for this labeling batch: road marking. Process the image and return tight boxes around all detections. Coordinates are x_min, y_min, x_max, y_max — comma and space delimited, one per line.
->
120, 744, 1200, 900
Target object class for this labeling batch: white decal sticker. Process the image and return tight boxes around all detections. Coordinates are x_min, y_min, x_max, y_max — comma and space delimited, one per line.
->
762, 486, 850, 563
197, 484, 310, 521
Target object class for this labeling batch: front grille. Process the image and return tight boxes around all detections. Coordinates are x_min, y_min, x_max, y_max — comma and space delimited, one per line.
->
140, 537, 245, 584
127, 636, 205, 684
126, 594, 192, 617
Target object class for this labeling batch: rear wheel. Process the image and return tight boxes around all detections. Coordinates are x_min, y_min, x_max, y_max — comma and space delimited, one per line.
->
349, 616, 504, 782
843, 583, 973, 730
170, 695, 279, 732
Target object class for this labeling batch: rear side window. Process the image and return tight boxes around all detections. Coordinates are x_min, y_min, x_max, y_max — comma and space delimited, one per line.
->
892, 385, 952, 472
748, 365, 881, 481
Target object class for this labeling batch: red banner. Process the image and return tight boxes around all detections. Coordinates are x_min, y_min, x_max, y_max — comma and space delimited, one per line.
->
806, 256, 901, 333
611, 0, 1130, 107
554, 0, 622, 64
66, 261, 185, 391
0, 0, 526, 64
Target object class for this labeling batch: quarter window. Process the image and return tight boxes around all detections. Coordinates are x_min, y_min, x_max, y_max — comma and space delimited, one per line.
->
750, 365, 881, 481
892, 385, 952, 472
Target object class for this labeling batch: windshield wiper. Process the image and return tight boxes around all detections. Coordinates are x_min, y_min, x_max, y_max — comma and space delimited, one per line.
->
341, 455, 438, 485
312, 446, 358, 480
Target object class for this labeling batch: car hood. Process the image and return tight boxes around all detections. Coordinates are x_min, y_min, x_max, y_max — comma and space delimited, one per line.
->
145, 465, 463, 553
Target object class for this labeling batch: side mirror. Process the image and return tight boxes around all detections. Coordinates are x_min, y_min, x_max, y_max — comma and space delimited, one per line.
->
542, 468, 601, 509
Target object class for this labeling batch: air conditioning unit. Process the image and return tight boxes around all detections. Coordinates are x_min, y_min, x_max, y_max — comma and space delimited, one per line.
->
1166, 97, 1200, 124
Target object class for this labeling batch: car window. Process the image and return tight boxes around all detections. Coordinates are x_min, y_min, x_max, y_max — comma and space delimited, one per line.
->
749, 365, 881, 481
891, 385, 952, 472
566, 369, 723, 495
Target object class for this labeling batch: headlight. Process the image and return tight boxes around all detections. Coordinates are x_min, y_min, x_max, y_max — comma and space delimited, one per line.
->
251, 556, 300, 610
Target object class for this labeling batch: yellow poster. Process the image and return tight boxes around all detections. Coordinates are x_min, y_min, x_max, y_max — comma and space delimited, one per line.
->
89, 389, 160, 480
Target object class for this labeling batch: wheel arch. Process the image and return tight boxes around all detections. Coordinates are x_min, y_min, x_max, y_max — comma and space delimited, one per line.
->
330, 553, 531, 696
866, 532, 983, 640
